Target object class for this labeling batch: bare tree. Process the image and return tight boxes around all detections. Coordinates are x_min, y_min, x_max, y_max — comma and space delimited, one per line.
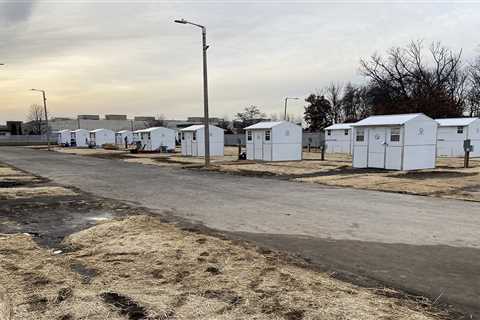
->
324, 83, 344, 123
467, 56, 480, 116
360, 40, 467, 118
26, 104, 45, 135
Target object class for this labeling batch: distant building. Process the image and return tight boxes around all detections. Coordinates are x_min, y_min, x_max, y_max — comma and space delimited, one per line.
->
134, 116, 156, 122
187, 117, 224, 125
78, 114, 100, 120
105, 114, 127, 120
6, 121, 23, 135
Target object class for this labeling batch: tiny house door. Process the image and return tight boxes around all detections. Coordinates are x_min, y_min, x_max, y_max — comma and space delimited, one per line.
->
367, 127, 386, 168
253, 131, 263, 160
185, 132, 192, 155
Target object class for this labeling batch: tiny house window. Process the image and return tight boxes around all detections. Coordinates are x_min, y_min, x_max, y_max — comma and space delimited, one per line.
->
247, 131, 252, 141
390, 127, 400, 142
193, 132, 196, 141
181, 132, 184, 140
327, 130, 331, 136
344, 129, 349, 135
356, 129, 364, 142
265, 130, 271, 141
457, 126, 464, 134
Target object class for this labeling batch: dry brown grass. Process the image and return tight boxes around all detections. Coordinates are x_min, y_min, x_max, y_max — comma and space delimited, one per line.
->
0, 187, 77, 200
0, 167, 24, 177
0, 215, 447, 320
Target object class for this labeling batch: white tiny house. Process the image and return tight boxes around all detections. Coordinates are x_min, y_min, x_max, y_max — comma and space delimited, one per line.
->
245, 121, 303, 161
134, 127, 176, 151
181, 125, 224, 157
436, 118, 480, 157
351, 113, 438, 170
89, 129, 115, 147
56, 129, 71, 146
115, 130, 134, 148
70, 129, 89, 147
324, 123, 353, 154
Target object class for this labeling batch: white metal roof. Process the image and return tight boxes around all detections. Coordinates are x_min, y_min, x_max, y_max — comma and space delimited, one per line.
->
117, 130, 131, 134
244, 121, 287, 130
90, 128, 111, 133
181, 124, 215, 132
325, 123, 353, 130
72, 129, 88, 133
134, 126, 171, 133
435, 118, 479, 127
351, 113, 425, 126
57, 129, 70, 133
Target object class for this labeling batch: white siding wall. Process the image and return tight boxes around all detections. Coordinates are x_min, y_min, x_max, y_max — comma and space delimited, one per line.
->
352, 127, 368, 168
437, 120, 480, 157
181, 126, 224, 156
271, 123, 302, 161
71, 130, 89, 147
353, 115, 436, 170
402, 116, 437, 170
115, 131, 133, 146
91, 130, 115, 147
246, 123, 302, 161
149, 128, 176, 151
325, 129, 352, 154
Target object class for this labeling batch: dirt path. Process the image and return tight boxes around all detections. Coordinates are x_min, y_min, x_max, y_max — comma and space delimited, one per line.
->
0, 161, 454, 319
0, 147, 479, 318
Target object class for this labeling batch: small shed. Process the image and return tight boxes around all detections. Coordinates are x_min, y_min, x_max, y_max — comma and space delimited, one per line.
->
180, 125, 224, 157
436, 118, 480, 157
134, 127, 176, 151
351, 113, 438, 170
245, 121, 302, 161
89, 129, 115, 147
324, 123, 353, 154
70, 129, 89, 147
115, 130, 134, 147
56, 129, 71, 146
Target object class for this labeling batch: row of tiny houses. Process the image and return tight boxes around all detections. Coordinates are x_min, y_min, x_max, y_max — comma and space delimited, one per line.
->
326, 115, 480, 160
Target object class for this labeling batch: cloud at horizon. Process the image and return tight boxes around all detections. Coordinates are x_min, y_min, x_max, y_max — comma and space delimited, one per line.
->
0, 1, 479, 122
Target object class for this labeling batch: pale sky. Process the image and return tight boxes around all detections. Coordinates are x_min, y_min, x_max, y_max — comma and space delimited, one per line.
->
1, 1, 479, 123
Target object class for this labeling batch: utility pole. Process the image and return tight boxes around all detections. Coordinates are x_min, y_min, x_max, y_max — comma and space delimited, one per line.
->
175, 18, 210, 167
284, 97, 300, 120
31, 89, 50, 150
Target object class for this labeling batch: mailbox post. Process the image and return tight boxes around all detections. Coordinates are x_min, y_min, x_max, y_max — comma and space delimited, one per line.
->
464, 139, 473, 168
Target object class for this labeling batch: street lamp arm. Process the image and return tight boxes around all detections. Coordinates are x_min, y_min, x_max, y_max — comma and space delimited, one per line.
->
174, 19, 205, 30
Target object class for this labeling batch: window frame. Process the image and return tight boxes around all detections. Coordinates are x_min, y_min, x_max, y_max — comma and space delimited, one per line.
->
265, 130, 271, 141
390, 127, 401, 142
344, 129, 349, 136
192, 132, 196, 141
327, 130, 331, 136
356, 128, 365, 142
457, 126, 464, 134
247, 131, 252, 141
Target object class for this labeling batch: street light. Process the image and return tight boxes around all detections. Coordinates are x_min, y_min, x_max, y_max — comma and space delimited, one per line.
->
175, 18, 211, 167
284, 97, 300, 120
30, 89, 51, 150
